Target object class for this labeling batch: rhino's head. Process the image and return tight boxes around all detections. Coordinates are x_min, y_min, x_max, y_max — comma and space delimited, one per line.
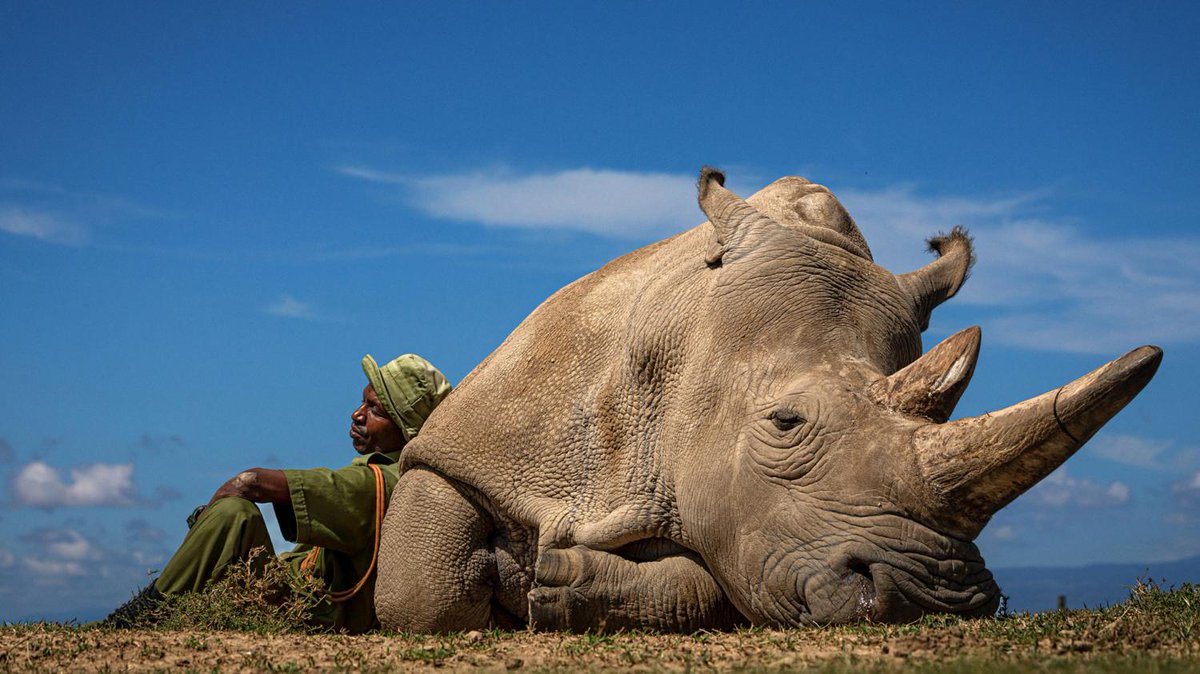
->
679, 168, 1161, 626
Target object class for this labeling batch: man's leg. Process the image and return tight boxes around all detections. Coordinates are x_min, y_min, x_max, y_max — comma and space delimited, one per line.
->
103, 497, 276, 627
155, 496, 276, 595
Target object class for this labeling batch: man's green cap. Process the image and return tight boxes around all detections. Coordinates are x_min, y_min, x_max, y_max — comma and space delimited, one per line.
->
362, 354, 452, 442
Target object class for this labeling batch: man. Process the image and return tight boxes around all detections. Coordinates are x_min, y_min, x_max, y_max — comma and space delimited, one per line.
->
104, 353, 452, 633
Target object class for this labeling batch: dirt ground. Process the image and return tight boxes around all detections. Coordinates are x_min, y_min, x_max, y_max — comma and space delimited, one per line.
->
3, 621, 1199, 673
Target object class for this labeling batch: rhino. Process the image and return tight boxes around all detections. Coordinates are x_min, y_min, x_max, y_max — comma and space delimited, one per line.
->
374, 168, 1162, 632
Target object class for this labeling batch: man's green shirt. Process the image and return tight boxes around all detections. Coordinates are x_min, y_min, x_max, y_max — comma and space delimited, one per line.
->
275, 450, 402, 633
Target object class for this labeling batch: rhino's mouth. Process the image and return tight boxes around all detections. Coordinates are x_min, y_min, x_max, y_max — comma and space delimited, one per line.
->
750, 532, 999, 626
805, 543, 1000, 623
866, 557, 999, 620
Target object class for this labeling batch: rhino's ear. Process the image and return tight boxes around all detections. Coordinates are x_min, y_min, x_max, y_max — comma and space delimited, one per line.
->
867, 326, 980, 422
896, 227, 975, 331
698, 166, 775, 266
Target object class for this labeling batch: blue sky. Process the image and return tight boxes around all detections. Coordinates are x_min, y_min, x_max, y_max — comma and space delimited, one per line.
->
1, 2, 1198, 622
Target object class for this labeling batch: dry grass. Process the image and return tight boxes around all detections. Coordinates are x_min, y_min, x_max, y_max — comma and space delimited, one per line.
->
146, 548, 327, 633
1, 580, 1197, 672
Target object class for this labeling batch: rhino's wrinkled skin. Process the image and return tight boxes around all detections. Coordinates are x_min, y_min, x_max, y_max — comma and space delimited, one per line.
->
375, 168, 1162, 632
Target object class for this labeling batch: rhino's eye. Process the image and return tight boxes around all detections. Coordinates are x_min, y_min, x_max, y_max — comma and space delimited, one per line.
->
770, 408, 807, 431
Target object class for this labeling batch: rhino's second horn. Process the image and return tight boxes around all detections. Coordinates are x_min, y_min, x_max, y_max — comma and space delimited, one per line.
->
867, 325, 981, 423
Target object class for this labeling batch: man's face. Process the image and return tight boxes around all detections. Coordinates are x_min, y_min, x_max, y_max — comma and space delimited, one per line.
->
349, 384, 406, 455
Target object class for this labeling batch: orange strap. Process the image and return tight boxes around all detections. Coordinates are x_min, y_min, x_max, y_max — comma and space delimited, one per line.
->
299, 463, 385, 603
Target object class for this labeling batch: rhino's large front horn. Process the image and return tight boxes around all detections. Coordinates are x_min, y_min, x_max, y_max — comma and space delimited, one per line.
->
914, 345, 1162, 539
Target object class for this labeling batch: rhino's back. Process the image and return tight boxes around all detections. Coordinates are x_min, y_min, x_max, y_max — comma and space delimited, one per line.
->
402, 226, 706, 528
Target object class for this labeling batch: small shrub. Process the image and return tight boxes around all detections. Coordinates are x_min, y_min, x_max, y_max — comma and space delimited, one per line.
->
149, 547, 326, 633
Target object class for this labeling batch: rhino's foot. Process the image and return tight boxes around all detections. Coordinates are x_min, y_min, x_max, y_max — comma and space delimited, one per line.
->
527, 584, 588, 632
528, 544, 743, 633
528, 547, 599, 632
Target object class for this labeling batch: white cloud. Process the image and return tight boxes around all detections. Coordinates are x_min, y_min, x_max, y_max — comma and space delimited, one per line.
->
1086, 434, 1172, 469
45, 530, 100, 561
0, 180, 165, 251
0, 206, 88, 245
19, 528, 104, 562
1027, 468, 1132, 508
15, 528, 107, 579
22, 558, 86, 577
1171, 471, 1200, 511
12, 461, 137, 508
988, 525, 1018, 542
339, 165, 706, 239
335, 165, 409, 185
1, 525, 168, 619
267, 294, 317, 319
130, 549, 165, 566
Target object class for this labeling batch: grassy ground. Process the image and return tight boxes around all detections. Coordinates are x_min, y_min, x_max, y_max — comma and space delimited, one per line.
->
2, 580, 1198, 672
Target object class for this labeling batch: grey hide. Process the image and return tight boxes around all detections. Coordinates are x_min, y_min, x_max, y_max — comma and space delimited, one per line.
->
374, 168, 1162, 632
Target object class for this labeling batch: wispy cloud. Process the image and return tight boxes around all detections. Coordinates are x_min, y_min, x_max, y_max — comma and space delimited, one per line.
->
273, 242, 496, 262
336, 165, 410, 185
0, 178, 164, 218
21, 557, 87, 577
11, 461, 138, 508
0, 179, 164, 248
267, 294, 318, 320
1171, 471, 1200, 511
1, 519, 174, 619
1026, 468, 1132, 508
987, 524, 1018, 542
1, 525, 170, 615
0, 207, 88, 245
1086, 434, 1173, 469
19, 527, 104, 562
338, 165, 705, 239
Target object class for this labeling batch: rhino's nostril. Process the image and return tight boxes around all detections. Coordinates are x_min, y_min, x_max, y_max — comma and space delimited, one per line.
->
845, 562, 877, 619
847, 561, 871, 579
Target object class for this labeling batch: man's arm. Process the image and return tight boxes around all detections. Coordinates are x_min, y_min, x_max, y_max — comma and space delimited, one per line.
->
205, 468, 290, 509
277, 464, 398, 551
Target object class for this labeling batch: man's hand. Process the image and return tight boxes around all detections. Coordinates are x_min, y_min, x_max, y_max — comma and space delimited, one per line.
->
204, 468, 290, 510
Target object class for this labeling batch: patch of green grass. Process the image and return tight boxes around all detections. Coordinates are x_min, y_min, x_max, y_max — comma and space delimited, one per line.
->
562, 631, 618, 655
969, 579, 1200, 653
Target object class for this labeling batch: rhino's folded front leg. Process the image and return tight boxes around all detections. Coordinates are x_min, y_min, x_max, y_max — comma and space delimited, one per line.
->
528, 545, 743, 632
